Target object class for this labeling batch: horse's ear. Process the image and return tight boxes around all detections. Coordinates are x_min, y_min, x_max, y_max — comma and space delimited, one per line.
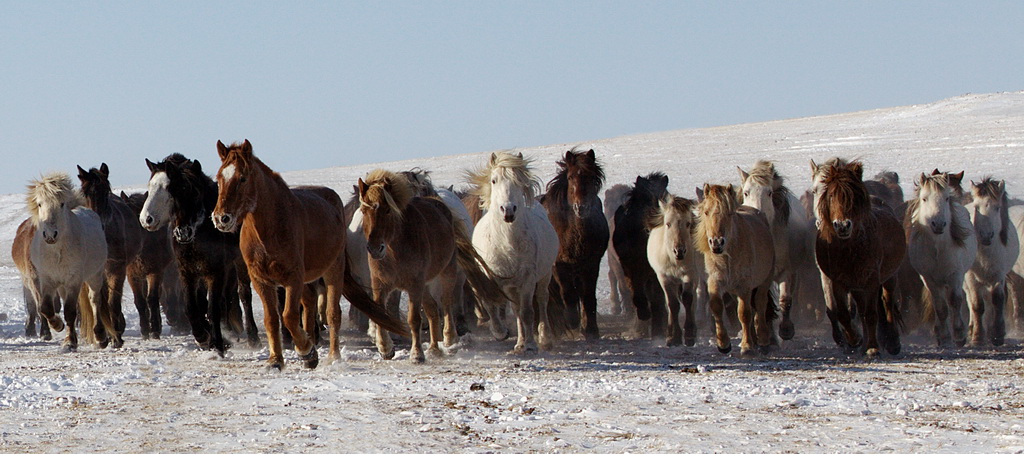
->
998, 179, 1006, 195
146, 158, 158, 173
849, 161, 864, 180
737, 167, 749, 182
659, 174, 669, 186
586, 149, 595, 159
242, 139, 253, 155
216, 140, 229, 161
809, 159, 818, 175
100, 163, 109, 177
949, 171, 964, 187
698, 184, 709, 202
489, 153, 498, 166
727, 183, 738, 200
357, 178, 368, 199
917, 172, 927, 187
119, 191, 129, 202
931, 168, 941, 176
564, 150, 574, 161
77, 165, 88, 179
517, 152, 523, 159
191, 160, 203, 174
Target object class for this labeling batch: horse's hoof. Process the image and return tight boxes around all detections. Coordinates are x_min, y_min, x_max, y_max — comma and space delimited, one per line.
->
717, 343, 732, 355
739, 347, 760, 359
111, 337, 124, 349
684, 336, 696, 347
151, 333, 161, 340
992, 336, 1005, 347
427, 347, 445, 359
865, 348, 880, 359
97, 337, 110, 349
265, 361, 284, 372
512, 345, 538, 356
584, 329, 600, 342
300, 348, 319, 369
490, 327, 510, 342
666, 337, 682, 347
779, 321, 795, 341
758, 344, 772, 355
410, 353, 426, 364
61, 343, 77, 353
41, 332, 53, 342
379, 349, 396, 360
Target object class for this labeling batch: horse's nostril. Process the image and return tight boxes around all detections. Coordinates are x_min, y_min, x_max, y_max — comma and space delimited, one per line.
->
146, 216, 153, 225
221, 215, 231, 224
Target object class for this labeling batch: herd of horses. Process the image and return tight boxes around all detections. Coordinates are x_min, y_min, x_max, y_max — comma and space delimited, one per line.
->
11, 142, 1024, 369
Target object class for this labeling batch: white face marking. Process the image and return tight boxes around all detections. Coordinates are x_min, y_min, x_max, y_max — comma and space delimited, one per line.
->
221, 164, 236, 182
140, 171, 172, 230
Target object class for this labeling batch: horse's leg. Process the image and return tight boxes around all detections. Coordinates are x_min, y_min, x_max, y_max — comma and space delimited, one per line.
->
659, 275, 682, 347
536, 274, 555, 351
753, 284, 773, 354
127, 270, 150, 339
320, 263, 345, 363
222, 267, 245, 338
182, 274, 212, 349
608, 257, 622, 315
553, 264, 580, 332
778, 273, 796, 340
145, 273, 163, 340
106, 267, 128, 346
92, 281, 120, 348
707, 286, 731, 354
647, 279, 668, 339
280, 280, 317, 369
406, 285, 427, 363
511, 285, 538, 354
581, 261, 602, 341
38, 289, 64, 334
236, 272, 259, 348
438, 266, 460, 348
300, 283, 320, 347
681, 282, 697, 347
925, 277, 954, 348
251, 279, 283, 369
878, 278, 902, 356
736, 290, 757, 357
62, 286, 80, 352
858, 287, 881, 358
821, 273, 859, 351
965, 277, 987, 347
624, 271, 652, 321
1006, 271, 1024, 332
206, 273, 232, 357
948, 279, 969, 348
990, 279, 1007, 346
421, 288, 445, 359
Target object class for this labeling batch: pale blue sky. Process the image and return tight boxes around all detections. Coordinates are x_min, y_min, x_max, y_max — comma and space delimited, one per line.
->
2, 2, 1022, 195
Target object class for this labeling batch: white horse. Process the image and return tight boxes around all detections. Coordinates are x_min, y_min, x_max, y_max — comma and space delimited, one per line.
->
646, 192, 705, 347
964, 178, 1019, 346
15, 173, 109, 351
1005, 204, 1024, 331
906, 171, 977, 347
470, 151, 559, 354
738, 160, 816, 340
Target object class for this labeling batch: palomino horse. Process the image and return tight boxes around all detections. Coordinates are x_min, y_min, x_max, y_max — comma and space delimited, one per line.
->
695, 184, 775, 356
13, 173, 110, 351
738, 160, 816, 340
810, 158, 904, 357
647, 192, 704, 347
470, 151, 559, 354
905, 171, 977, 347
540, 149, 609, 340
140, 154, 256, 355
964, 178, 1019, 346
604, 183, 631, 317
78, 164, 143, 345
210, 140, 406, 369
358, 169, 505, 362
613, 173, 670, 337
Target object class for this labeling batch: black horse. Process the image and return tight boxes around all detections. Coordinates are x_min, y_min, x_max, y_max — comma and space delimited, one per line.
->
612, 172, 670, 338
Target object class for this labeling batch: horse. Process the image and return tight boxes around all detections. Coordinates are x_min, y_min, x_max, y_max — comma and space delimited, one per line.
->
905, 171, 977, 347
210, 140, 407, 369
77, 164, 143, 344
612, 172, 669, 337
469, 151, 559, 353
140, 154, 253, 356
647, 192, 704, 346
14, 173, 110, 351
604, 184, 631, 316
1006, 204, 1024, 332
118, 190, 175, 339
738, 160, 816, 340
357, 169, 505, 362
13, 219, 52, 340
964, 177, 1019, 346
695, 184, 775, 356
539, 148, 609, 340
810, 158, 904, 357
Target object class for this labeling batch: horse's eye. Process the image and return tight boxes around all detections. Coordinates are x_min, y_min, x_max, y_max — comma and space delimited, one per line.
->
743, 191, 749, 197
60, 202, 65, 208
491, 179, 496, 184
240, 176, 247, 183
768, 190, 773, 197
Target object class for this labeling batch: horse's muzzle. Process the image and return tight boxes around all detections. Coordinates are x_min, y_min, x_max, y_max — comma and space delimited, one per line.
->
832, 219, 853, 239
43, 231, 58, 244
368, 243, 387, 260
673, 247, 686, 261
173, 226, 195, 244
212, 213, 236, 233
930, 220, 947, 235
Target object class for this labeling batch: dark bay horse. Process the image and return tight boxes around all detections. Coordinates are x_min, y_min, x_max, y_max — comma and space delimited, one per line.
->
811, 158, 904, 357
139, 154, 248, 356
540, 148, 609, 340
612, 172, 670, 337
211, 140, 407, 370
78, 163, 143, 347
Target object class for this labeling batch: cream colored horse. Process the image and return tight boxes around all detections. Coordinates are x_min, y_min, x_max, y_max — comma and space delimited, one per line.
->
695, 183, 775, 356
964, 178, 1019, 346
647, 192, 704, 347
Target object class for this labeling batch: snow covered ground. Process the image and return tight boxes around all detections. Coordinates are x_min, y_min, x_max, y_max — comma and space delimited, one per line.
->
2, 92, 1024, 452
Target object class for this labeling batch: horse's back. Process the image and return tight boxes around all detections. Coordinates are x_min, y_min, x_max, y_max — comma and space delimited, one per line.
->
735, 206, 775, 283
437, 188, 474, 233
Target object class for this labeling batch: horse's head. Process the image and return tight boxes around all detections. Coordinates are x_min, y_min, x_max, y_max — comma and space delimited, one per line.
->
76, 163, 113, 213
912, 171, 957, 235
140, 157, 177, 231
27, 172, 82, 245
472, 152, 539, 224
696, 183, 741, 255
399, 168, 437, 197
557, 148, 604, 216
815, 159, 870, 241
738, 160, 789, 225
970, 177, 1010, 247
358, 169, 413, 260
650, 193, 696, 261
212, 140, 258, 233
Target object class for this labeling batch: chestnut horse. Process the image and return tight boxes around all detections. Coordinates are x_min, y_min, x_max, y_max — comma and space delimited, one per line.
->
358, 169, 506, 362
211, 140, 406, 369
810, 158, 904, 357
540, 148, 609, 340
695, 184, 775, 356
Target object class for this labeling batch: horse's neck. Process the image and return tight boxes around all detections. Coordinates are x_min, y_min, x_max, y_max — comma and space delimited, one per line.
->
246, 168, 295, 234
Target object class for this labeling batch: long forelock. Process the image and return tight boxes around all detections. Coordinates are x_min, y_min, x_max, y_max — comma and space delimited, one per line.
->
747, 161, 792, 224
469, 152, 539, 210
817, 165, 870, 239
973, 177, 1012, 245
26, 172, 82, 221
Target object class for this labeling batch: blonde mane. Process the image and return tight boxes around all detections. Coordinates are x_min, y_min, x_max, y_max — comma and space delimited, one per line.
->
694, 184, 740, 255
26, 172, 83, 223
467, 151, 541, 210
361, 169, 414, 218
907, 172, 973, 247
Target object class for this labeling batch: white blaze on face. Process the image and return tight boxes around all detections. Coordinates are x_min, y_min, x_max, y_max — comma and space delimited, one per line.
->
221, 164, 236, 182
140, 171, 172, 230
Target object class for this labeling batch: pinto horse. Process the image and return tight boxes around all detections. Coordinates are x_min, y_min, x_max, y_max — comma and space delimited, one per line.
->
811, 158, 904, 357
358, 169, 506, 362
964, 177, 1019, 346
613, 172, 669, 337
211, 140, 406, 369
540, 149, 609, 340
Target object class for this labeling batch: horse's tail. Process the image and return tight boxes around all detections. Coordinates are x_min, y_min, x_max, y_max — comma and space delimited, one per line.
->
451, 219, 511, 307
78, 283, 97, 345
341, 258, 409, 336
919, 280, 934, 326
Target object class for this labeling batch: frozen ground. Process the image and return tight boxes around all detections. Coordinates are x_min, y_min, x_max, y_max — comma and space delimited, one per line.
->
2, 92, 1024, 452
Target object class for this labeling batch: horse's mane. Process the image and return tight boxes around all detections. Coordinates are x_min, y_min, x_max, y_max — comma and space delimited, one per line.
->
623, 172, 669, 212
545, 148, 605, 206
26, 172, 83, 223
467, 151, 541, 210
399, 168, 437, 197
741, 160, 792, 225
905, 172, 972, 247
816, 160, 872, 242
362, 169, 414, 218
646, 193, 696, 232
221, 141, 289, 193
694, 184, 740, 255
973, 176, 1012, 245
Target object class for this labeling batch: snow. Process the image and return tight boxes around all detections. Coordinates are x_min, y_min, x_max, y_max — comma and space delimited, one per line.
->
3, 92, 1024, 452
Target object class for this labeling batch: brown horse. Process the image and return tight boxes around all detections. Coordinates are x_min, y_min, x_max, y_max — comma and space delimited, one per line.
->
811, 158, 904, 357
211, 140, 406, 369
540, 148, 609, 340
358, 169, 506, 362
695, 184, 775, 356
118, 191, 175, 340
78, 163, 143, 347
